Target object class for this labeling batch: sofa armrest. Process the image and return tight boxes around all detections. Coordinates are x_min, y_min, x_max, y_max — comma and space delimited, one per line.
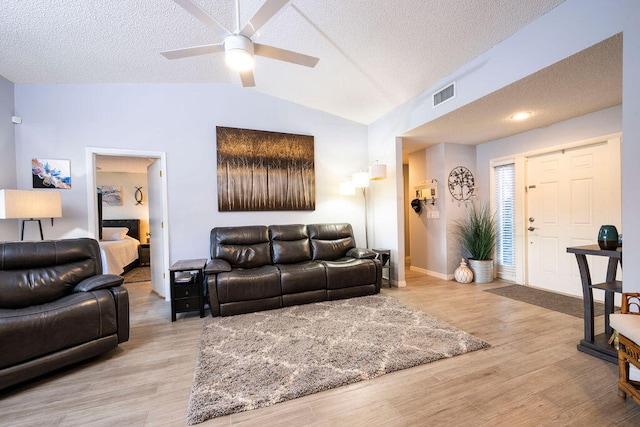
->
109, 286, 130, 343
206, 274, 221, 317
205, 258, 232, 275
346, 248, 377, 259
73, 274, 125, 293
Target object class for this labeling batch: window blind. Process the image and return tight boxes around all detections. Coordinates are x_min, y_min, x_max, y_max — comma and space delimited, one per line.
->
494, 163, 516, 281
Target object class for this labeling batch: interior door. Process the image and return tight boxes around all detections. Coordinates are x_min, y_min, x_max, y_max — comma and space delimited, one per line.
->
526, 139, 621, 297
148, 159, 169, 298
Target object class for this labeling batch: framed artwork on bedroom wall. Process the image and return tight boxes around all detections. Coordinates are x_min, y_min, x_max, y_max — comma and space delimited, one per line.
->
216, 126, 315, 211
32, 158, 71, 189
98, 185, 123, 206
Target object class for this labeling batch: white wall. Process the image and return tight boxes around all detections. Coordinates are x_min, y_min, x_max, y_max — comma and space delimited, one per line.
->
408, 143, 475, 278
444, 143, 476, 275
12, 84, 368, 261
476, 106, 622, 201
96, 171, 150, 241
369, 0, 640, 290
0, 76, 18, 239
621, 12, 640, 292
407, 148, 428, 272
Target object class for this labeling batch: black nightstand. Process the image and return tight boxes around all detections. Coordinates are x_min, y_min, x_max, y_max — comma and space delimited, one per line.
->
169, 258, 207, 322
138, 243, 150, 266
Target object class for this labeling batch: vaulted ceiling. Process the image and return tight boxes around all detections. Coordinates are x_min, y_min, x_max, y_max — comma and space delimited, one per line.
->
1, 1, 621, 160
1, 0, 565, 125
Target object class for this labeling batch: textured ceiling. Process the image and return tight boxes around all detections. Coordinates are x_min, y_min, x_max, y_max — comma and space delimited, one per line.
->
95, 155, 156, 174
0, 0, 566, 125
402, 33, 623, 157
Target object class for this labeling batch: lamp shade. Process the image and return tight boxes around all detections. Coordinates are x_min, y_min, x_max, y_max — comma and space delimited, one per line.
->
0, 190, 62, 219
369, 163, 387, 180
352, 172, 370, 188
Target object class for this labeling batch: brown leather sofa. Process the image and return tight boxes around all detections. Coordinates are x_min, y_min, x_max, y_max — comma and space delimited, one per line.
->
205, 223, 382, 317
0, 238, 129, 391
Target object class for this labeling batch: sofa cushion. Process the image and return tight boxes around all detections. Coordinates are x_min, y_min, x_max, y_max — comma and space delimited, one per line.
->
611, 313, 640, 345
277, 261, 326, 294
0, 290, 117, 370
270, 224, 312, 264
321, 258, 378, 289
211, 226, 271, 269
0, 239, 103, 309
216, 265, 281, 303
308, 223, 356, 261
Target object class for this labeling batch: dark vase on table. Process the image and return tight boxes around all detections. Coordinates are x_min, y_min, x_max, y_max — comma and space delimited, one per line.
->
598, 225, 619, 250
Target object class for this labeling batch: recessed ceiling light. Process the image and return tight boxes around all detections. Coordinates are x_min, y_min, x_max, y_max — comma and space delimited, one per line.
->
511, 112, 532, 121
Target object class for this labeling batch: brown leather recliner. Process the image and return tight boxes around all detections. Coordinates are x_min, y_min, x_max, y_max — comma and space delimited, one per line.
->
0, 238, 129, 391
206, 223, 382, 317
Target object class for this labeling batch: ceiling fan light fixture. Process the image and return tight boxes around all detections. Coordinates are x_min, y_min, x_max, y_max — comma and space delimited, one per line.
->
225, 35, 255, 71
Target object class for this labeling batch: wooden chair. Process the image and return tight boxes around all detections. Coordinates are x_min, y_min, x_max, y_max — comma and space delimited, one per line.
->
610, 293, 640, 404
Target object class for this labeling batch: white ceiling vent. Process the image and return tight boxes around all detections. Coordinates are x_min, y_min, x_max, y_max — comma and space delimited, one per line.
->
433, 82, 455, 107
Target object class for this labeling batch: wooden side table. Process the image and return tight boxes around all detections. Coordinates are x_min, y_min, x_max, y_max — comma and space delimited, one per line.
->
567, 244, 622, 363
169, 258, 207, 322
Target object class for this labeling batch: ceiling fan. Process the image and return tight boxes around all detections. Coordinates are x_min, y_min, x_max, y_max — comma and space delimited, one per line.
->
161, 0, 319, 87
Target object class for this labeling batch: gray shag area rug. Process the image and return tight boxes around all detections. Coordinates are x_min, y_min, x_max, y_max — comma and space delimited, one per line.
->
186, 294, 489, 425
484, 284, 606, 318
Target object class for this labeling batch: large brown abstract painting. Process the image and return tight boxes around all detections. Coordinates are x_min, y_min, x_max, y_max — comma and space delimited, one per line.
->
217, 126, 315, 211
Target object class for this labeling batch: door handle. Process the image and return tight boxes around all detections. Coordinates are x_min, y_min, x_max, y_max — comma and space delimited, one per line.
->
528, 226, 538, 232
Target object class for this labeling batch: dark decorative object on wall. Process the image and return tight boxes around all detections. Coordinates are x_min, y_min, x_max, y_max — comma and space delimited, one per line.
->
410, 198, 421, 214
134, 187, 143, 205
216, 126, 315, 211
448, 166, 475, 201
32, 158, 71, 189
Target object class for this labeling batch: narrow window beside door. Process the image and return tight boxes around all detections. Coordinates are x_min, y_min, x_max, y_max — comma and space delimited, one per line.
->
495, 163, 516, 281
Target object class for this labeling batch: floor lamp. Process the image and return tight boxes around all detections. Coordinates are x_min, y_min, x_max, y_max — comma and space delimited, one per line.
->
0, 190, 62, 240
341, 162, 387, 249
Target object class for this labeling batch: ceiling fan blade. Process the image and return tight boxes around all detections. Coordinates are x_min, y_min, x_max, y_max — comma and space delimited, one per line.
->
254, 43, 319, 68
161, 43, 225, 60
173, 0, 230, 39
240, 70, 256, 87
241, 0, 290, 38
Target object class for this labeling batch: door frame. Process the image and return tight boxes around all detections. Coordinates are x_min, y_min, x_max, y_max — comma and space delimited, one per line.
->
489, 133, 621, 287
85, 147, 171, 298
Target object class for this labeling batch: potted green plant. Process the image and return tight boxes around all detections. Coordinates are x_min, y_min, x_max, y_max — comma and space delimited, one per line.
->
453, 202, 498, 283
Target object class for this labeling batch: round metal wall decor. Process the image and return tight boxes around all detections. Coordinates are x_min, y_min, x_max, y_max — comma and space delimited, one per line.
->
448, 166, 475, 201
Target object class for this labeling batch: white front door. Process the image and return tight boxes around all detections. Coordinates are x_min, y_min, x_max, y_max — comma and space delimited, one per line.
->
526, 138, 621, 298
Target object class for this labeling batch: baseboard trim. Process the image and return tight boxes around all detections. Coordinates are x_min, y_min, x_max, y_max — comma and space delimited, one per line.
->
409, 266, 453, 281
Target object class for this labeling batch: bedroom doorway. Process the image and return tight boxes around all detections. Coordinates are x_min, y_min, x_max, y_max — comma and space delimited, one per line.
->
86, 148, 170, 299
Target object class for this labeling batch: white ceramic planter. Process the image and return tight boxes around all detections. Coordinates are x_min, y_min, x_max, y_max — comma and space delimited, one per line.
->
468, 259, 494, 284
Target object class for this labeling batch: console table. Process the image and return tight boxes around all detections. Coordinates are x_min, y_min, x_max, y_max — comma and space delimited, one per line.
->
566, 244, 622, 363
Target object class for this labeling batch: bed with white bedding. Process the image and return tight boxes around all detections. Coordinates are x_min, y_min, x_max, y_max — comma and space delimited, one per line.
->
99, 219, 141, 275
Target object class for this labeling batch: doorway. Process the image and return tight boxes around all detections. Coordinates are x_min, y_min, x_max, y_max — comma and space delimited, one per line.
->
86, 148, 171, 299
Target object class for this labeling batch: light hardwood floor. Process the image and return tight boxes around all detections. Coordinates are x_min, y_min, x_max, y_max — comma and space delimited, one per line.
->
2, 269, 640, 426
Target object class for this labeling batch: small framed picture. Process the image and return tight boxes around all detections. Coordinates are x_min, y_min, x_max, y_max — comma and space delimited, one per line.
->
32, 158, 71, 189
